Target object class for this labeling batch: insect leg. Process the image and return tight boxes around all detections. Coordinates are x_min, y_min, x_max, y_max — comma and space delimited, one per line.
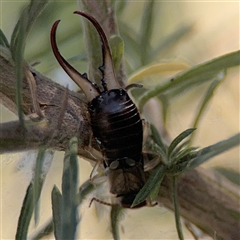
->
89, 197, 113, 208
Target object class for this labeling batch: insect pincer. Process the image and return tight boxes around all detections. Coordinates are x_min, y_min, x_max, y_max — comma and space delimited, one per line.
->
50, 15, 100, 102
73, 11, 122, 91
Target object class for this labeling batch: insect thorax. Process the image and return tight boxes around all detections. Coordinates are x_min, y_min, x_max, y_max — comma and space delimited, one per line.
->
89, 88, 143, 162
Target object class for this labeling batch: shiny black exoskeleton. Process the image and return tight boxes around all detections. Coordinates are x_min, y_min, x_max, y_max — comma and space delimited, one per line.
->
51, 11, 146, 208
89, 89, 143, 162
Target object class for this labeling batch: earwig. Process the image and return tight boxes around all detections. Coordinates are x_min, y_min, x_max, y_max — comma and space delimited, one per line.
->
51, 11, 147, 208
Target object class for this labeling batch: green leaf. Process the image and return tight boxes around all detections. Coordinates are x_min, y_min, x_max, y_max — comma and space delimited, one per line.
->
172, 133, 240, 174
15, 148, 53, 239
213, 167, 240, 186
174, 146, 198, 164
115, 0, 128, 15
139, 0, 155, 65
79, 1, 111, 85
78, 180, 95, 205
170, 140, 189, 160
150, 124, 167, 156
149, 170, 165, 201
172, 176, 184, 240
13, 12, 27, 128
31, 219, 53, 240
138, 50, 240, 111
110, 205, 123, 240
131, 164, 166, 208
33, 148, 45, 226
0, 45, 13, 63
128, 62, 189, 84
109, 35, 124, 73
10, 0, 49, 54
61, 137, 79, 239
157, 94, 169, 125
119, 23, 141, 70
168, 128, 196, 160
32, 149, 54, 226
51, 185, 62, 240
32, 179, 95, 240
189, 73, 225, 145
15, 183, 34, 240
153, 23, 194, 59
10, 0, 49, 128
0, 28, 10, 48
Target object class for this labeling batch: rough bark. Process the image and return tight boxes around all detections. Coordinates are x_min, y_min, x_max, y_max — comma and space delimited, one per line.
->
158, 168, 240, 239
0, 56, 96, 159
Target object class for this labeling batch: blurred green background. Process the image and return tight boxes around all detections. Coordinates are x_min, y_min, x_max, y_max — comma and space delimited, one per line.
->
1, 1, 239, 239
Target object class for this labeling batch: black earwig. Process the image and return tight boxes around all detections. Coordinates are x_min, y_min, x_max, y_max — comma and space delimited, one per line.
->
51, 11, 146, 208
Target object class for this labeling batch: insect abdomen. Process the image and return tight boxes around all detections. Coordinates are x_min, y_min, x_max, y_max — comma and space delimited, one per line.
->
89, 88, 143, 165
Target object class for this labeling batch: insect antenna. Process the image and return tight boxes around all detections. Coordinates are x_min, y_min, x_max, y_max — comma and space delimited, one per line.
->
74, 11, 121, 91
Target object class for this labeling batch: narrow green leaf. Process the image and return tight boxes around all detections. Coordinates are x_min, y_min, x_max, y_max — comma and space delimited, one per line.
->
131, 164, 166, 208
170, 140, 190, 161
152, 144, 168, 165
109, 35, 124, 73
149, 170, 165, 201
32, 180, 95, 240
213, 167, 240, 186
51, 185, 62, 240
33, 148, 46, 226
115, 0, 128, 15
157, 94, 169, 125
138, 50, 240, 111
172, 133, 240, 174
10, 19, 20, 55
119, 23, 141, 70
31, 219, 53, 240
14, 12, 27, 128
168, 128, 196, 160
78, 180, 95, 205
32, 149, 53, 226
61, 137, 79, 239
128, 62, 189, 84
110, 205, 123, 240
0, 45, 13, 63
188, 133, 240, 170
174, 146, 198, 164
0, 29, 10, 48
139, 0, 155, 65
153, 23, 194, 59
172, 176, 184, 240
10, 0, 49, 53
79, 1, 111, 85
150, 124, 167, 156
189, 73, 225, 145
15, 183, 34, 240
10, 0, 48, 128
16, 148, 52, 239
